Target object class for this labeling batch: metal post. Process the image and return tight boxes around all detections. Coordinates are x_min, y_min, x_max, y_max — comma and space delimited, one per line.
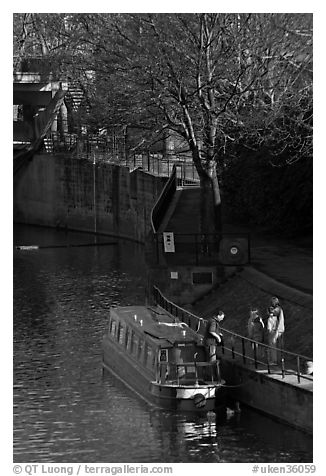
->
281, 357, 285, 378
254, 343, 258, 369
297, 356, 301, 383
194, 361, 199, 386
241, 338, 246, 364
216, 361, 221, 384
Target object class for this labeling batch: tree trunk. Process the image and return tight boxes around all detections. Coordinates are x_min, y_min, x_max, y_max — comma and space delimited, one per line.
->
197, 158, 222, 235
190, 143, 222, 235
200, 175, 214, 234
210, 165, 222, 233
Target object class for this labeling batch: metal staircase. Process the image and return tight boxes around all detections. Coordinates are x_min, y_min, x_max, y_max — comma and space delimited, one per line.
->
13, 89, 67, 175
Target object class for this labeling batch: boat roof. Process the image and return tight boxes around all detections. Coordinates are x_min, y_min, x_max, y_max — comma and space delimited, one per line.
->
110, 305, 202, 348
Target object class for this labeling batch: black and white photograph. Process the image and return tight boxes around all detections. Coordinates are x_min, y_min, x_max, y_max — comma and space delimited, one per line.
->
12, 5, 315, 471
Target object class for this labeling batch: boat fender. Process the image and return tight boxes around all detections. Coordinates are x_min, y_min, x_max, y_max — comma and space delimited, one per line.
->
193, 393, 206, 409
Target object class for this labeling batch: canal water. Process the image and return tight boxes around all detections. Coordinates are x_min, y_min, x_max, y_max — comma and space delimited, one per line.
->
13, 225, 313, 463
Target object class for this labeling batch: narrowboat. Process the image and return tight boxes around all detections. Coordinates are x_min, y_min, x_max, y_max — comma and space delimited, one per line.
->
102, 305, 226, 412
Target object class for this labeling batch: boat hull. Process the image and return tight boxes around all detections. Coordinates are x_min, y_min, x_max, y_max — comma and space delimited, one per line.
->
102, 335, 225, 412
150, 381, 224, 412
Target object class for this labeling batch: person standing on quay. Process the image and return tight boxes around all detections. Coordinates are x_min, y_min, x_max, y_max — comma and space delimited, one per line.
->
269, 296, 285, 351
247, 308, 265, 360
267, 308, 279, 364
267, 297, 285, 364
204, 311, 225, 362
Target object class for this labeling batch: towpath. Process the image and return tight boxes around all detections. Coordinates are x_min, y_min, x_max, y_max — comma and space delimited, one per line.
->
192, 225, 313, 357
223, 223, 312, 295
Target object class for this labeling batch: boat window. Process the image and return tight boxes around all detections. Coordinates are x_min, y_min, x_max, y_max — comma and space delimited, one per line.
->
129, 330, 134, 354
138, 338, 144, 360
117, 322, 125, 344
132, 333, 139, 357
110, 319, 117, 336
145, 345, 154, 369
143, 343, 148, 366
159, 349, 168, 362
125, 327, 130, 349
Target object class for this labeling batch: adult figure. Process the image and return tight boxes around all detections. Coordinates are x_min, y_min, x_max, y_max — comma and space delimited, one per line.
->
267, 308, 278, 364
204, 311, 225, 362
269, 296, 285, 351
247, 308, 265, 360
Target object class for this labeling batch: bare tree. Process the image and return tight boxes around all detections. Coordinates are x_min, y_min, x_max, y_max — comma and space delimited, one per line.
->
99, 13, 312, 233
13, 13, 312, 233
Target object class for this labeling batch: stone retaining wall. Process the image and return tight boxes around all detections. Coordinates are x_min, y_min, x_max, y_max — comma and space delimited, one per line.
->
13, 154, 167, 242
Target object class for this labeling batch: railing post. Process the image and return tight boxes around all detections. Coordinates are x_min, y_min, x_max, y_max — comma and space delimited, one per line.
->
216, 361, 221, 384
297, 356, 301, 383
194, 361, 199, 386
241, 338, 246, 364
281, 357, 285, 378
254, 343, 258, 369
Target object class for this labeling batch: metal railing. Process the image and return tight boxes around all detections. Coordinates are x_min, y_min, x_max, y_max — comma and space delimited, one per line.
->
39, 135, 200, 182
156, 360, 221, 385
151, 165, 177, 233
153, 286, 313, 384
14, 90, 67, 175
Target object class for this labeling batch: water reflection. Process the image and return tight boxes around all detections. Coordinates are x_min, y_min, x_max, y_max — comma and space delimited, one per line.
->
13, 225, 312, 463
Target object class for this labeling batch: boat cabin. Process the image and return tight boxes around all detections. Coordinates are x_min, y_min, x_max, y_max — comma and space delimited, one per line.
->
106, 305, 220, 385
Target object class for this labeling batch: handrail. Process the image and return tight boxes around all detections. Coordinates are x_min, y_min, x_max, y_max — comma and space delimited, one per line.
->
33, 89, 66, 145
152, 285, 313, 384
150, 164, 177, 233
14, 89, 67, 175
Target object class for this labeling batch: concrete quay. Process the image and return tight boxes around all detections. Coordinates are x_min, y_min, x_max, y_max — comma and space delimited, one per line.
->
220, 357, 312, 434
190, 236, 313, 433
